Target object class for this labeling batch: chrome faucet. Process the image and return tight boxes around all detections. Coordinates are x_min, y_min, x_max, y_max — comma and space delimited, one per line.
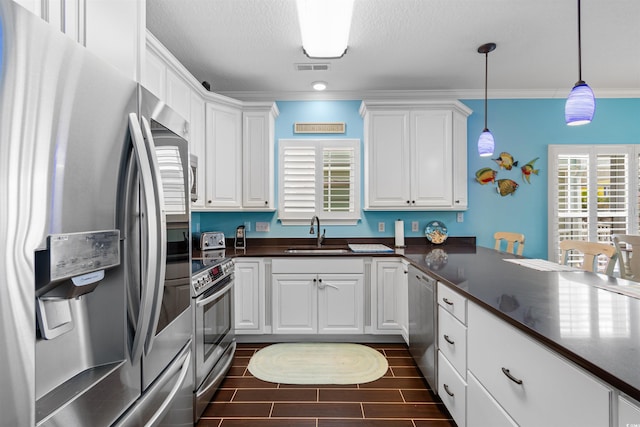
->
310, 215, 325, 247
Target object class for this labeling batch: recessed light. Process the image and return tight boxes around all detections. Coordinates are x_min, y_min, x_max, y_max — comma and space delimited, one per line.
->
312, 81, 327, 91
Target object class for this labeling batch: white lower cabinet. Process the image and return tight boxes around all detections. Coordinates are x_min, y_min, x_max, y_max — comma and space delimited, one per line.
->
619, 394, 640, 427
234, 259, 264, 334
438, 282, 467, 324
271, 258, 364, 335
438, 352, 466, 427
438, 306, 467, 378
272, 274, 317, 334
437, 283, 468, 426
467, 371, 517, 427
467, 302, 612, 427
372, 259, 408, 340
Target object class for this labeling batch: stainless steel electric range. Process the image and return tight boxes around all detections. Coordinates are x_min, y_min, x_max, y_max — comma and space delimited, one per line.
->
191, 234, 235, 422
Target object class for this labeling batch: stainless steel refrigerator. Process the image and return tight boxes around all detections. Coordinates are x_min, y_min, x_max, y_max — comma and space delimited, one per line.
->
0, 2, 193, 426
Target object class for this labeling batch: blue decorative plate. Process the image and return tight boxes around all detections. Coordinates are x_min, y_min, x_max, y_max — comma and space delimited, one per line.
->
425, 221, 448, 244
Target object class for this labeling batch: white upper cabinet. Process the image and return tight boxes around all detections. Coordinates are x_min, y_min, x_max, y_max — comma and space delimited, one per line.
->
144, 47, 167, 100
242, 103, 279, 210
144, 32, 279, 212
360, 100, 471, 210
14, 0, 144, 81
190, 93, 206, 208
165, 70, 192, 122
205, 102, 243, 209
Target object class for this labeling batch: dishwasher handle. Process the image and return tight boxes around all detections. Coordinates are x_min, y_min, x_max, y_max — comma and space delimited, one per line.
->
415, 273, 436, 288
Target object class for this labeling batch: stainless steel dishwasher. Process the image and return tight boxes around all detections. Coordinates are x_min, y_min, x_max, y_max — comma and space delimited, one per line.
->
408, 265, 438, 392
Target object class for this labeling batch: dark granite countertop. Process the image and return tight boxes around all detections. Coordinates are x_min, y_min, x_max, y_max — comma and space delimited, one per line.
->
205, 237, 640, 401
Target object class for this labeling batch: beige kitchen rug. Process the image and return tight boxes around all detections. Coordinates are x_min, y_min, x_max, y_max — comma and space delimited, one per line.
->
247, 342, 388, 385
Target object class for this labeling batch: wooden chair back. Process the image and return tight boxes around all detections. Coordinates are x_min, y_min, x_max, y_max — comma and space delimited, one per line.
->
613, 234, 640, 282
558, 239, 618, 275
494, 232, 525, 256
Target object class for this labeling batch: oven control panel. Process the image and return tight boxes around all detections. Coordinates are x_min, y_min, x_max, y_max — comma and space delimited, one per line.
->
192, 258, 234, 294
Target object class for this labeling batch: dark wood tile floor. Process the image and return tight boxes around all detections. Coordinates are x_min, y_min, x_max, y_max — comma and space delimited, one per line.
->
196, 343, 456, 427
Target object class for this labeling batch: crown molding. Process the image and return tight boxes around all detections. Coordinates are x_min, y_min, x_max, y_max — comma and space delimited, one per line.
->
217, 88, 640, 102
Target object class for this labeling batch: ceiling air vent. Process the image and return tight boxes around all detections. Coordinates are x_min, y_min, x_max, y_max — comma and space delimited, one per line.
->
295, 63, 330, 72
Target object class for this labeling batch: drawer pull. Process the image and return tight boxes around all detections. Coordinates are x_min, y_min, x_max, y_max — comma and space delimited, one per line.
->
442, 297, 454, 306
443, 334, 455, 345
443, 383, 455, 397
501, 367, 523, 385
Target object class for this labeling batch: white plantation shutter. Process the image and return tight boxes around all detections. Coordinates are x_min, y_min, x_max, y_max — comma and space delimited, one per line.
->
550, 145, 639, 271
282, 146, 316, 213
596, 153, 628, 242
279, 139, 360, 224
557, 154, 589, 249
323, 148, 355, 212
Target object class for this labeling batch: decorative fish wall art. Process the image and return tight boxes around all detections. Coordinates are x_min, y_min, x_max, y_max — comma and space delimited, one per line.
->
475, 167, 498, 185
496, 179, 519, 196
520, 157, 540, 183
475, 152, 540, 197
492, 152, 518, 170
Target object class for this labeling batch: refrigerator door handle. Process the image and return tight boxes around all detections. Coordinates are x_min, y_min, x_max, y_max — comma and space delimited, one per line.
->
146, 349, 191, 427
127, 113, 161, 363
140, 115, 168, 355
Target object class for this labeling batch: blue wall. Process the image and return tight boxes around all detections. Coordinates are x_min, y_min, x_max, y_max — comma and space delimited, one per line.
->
193, 98, 640, 259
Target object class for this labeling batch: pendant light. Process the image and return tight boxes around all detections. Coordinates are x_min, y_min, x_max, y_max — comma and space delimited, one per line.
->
565, 0, 595, 126
477, 43, 496, 157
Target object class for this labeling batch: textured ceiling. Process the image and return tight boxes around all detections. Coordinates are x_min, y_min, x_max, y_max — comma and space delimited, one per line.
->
146, 0, 640, 100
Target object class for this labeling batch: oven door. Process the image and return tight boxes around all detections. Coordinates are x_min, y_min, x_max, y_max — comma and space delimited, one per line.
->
194, 274, 235, 389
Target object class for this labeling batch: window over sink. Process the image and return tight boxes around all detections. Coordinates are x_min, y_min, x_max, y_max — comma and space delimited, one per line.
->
278, 139, 361, 225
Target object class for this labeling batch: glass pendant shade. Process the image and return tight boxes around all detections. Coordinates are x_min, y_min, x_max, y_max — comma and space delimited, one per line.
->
565, 81, 595, 126
477, 129, 495, 157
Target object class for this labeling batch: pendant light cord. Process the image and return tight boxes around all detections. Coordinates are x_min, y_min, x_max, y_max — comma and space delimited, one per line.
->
577, 0, 583, 82
484, 51, 488, 130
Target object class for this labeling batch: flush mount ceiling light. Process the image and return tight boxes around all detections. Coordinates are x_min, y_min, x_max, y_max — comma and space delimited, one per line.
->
296, 0, 354, 59
477, 42, 496, 157
565, 0, 595, 126
312, 81, 327, 91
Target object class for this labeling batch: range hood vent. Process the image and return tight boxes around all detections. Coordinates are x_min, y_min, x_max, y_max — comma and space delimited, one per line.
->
295, 63, 330, 72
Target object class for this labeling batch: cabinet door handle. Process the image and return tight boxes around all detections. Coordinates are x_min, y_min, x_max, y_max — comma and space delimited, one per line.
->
317, 279, 339, 290
443, 334, 455, 345
406, 200, 410, 204
443, 383, 455, 397
501, 367, 523, 385
264, 200, 268, 205
442, 297, 454, 306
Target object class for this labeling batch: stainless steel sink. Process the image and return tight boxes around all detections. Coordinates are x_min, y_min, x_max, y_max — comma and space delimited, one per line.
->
285, 248, 350, 254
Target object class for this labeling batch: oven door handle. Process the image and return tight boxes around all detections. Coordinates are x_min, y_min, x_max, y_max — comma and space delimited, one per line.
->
196, 281, 233, 307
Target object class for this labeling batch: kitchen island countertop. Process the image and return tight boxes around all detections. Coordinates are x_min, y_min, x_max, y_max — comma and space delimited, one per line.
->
217, 238, 640, 402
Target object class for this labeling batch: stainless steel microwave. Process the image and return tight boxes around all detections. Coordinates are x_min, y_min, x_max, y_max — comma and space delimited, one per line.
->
190, 154, 198, 202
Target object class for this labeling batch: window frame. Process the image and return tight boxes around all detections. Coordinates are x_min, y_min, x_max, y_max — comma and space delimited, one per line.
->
548, 144, 640, 263
278, 138, 361, 225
